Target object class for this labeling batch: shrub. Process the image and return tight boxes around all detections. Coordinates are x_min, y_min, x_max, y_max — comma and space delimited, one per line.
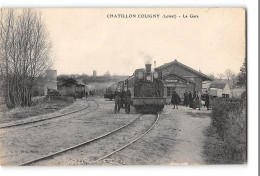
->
210, 97, 247, 163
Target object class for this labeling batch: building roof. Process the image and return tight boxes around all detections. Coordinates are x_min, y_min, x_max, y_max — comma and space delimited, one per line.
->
209, 82, 227, 89
155, 59, 214, 81
162, 72, 195, 84
202, 82, 211, 89
59, 78, 85, 87
213, 79, 229, 83
76, 79, 85, 86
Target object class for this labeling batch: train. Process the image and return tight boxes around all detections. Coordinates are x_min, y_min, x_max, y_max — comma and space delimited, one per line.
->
112, 63, 166, 112
104, 87, 115, 100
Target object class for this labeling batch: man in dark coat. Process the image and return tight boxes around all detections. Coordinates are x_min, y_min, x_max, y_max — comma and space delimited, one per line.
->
193, 91, 202, 110
205, 91, 210, 110
189, 91, 193, 108
124, 90, 131, 114
193, 91, 198, 109
120, 90, 126, 108
85, 91, 88, 100
171, 90, 181, 109
114, 90, 121, 113
184, 90, 189, 106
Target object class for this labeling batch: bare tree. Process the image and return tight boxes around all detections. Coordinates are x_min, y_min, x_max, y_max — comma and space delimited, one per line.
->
225, 69, 236, 86
217, 73, 225, 79
0, 9, 52, 108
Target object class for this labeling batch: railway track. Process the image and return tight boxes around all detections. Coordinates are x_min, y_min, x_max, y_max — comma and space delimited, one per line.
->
93, 113, 160, 164
0, 99, 99, 129
19, 113, 160, 166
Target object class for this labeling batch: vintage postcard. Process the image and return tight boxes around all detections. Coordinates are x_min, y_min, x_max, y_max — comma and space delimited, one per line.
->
0, 8, 246, 166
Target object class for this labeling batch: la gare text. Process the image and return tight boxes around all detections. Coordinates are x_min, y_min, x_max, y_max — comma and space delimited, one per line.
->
106, 14, 199, 19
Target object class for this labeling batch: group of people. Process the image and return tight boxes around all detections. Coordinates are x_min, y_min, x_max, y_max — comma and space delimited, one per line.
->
113, 89, 210, 113
114, 89, 132, 114
171, 90, 210, 110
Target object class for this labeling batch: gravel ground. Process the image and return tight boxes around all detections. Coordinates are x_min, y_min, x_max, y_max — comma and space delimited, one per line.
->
0, 98, 136, 165
33, 114, 156, 166
0, 98, 212, 166
104, 105, 211, 165
0, 99, 73, 124
0, 99, 89, 128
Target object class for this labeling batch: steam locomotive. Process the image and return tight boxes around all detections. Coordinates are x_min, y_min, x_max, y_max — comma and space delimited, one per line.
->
124, 63, 166, 112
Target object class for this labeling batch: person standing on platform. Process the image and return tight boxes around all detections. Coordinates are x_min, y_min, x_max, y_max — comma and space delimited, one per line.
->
171, 90, 181, 109
198, 91, 202, 110
189, 91, 193, 108
184, 90, 189, 106
114, 90, 121, 113
205, 90, 210, 110
121, 90, 126, 108
85, 91, 88, 100
125, 90, 131, 114
193, 91, 198, 109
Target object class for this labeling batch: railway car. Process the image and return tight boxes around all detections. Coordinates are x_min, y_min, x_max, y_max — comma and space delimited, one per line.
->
104, 83, 118, 100
126, 64, 166, 112
104, 86, 116, 100
104, 89, 114, 100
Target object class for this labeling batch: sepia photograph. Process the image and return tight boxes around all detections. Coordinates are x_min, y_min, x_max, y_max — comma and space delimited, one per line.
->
0, 8, 247, 166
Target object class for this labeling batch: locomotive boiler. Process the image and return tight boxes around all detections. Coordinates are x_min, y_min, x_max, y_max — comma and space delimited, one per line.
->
126, 64, 166, 112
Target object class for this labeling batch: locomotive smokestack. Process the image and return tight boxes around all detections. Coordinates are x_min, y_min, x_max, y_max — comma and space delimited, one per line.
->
145, 64, 151, 73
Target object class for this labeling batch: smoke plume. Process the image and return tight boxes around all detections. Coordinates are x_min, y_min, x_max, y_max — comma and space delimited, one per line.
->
144, 55, 153, 65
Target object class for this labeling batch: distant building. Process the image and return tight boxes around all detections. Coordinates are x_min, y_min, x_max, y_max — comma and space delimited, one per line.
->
155, 59, 213, 102
44, 70, 58, 96
58, 78, 85, 98
202, 81, 212, 93
209, 82, 231, 98
93, 70, 97, 77
213, 78, 235, 88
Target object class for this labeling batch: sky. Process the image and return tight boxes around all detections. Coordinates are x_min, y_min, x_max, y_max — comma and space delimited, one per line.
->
39, 8, 245, 76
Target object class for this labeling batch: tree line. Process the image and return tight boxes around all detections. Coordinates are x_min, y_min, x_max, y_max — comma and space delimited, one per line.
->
0, 9, 52, 108
57, 74, 128, 84
207, 62, 246, 88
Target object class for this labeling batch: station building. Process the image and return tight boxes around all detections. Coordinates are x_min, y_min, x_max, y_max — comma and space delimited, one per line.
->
58, 78, 85, 98
155, 59, 213, 103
